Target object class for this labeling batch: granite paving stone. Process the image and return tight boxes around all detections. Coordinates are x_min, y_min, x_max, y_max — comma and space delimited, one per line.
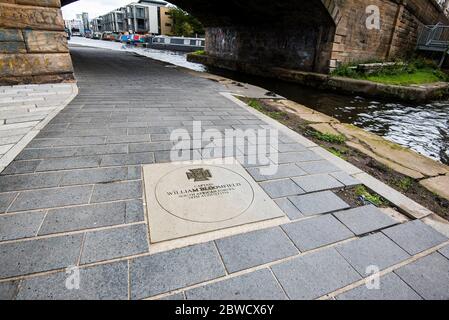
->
8, 185, 92, 212
39, 202, 128, 235
277, 151, 322, 164
35, 156, 101, 172
282, 215, 354, 252
330, 172, 361, 186
100, 152, 155, 166
0, 210, 46, 241
274, 198, 303, 220
271, 247, 361, 299
0, 234, 83, 279
259, 179, 304, 198
90, 180, 142, 203
438, 245, 449, 259
288, 191, 350, 216
333, 205, 398, 236
395, 253, 449, 300
336, 273, 422, 300
297, 160, 341, 175
159, 293, 185, 300
59, 167, 129, 186
125, 199, 145, 223
0, 281, 19, 300
215, 227, 298, 273
129, 242, 226, 299
0, 172, 62, 192
246, 164, 306, 182
335, 233, 410, 276
186, 269, 287, 300
0, 192, 17, 213
16, 261, 129, 300
382, 220, 448, 255
1, 160, 41, 175
292, 174, 344, 192
277, 144, 308, 153
80, 224, 149, 264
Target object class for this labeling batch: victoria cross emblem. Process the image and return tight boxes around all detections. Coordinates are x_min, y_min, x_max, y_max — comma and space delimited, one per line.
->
186, 168, 212, 182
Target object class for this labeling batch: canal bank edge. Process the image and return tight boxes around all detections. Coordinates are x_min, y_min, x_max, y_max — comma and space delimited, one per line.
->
219, 92, 441, 221
187, 53, 449, 102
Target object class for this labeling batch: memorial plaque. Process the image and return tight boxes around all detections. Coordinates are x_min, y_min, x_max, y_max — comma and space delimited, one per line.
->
143, 159, 285, 243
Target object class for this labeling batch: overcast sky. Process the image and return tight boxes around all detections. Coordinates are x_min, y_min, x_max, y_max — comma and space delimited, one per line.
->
61, 0, 134, 20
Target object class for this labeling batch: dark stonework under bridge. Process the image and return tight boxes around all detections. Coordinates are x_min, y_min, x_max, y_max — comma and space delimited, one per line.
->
0, 0, 448, 84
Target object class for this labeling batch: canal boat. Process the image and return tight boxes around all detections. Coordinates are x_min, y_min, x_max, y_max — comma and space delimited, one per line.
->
146, 36, 205, 52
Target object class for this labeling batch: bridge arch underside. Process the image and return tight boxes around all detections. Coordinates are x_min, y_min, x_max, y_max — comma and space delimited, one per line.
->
172, 0, 337, 73
63, 0, 337, 73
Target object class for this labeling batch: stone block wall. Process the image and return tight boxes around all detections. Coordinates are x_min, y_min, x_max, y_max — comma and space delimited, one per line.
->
330, 0, 449, 68
0, 0, 74, 85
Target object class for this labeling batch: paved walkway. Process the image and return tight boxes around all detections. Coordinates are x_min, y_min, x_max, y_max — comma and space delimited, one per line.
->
0, 46, 448, 300
0, 83, 77, 173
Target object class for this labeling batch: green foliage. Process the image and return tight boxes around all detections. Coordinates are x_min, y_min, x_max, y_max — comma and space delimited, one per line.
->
331, 57, 449, 85
192, 50, 205, 55
312, 131, 346, 144
394, 177, 414, 192
354, 185, 387, 206
326, 147, 347, 160
168, 8, 204, 37
246, 99, 288, 120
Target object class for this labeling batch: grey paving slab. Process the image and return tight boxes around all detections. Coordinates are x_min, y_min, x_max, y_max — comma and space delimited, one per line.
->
259, 179, 304, 198
0, 172, 62, 192
0, 234, 83, 279
100, 152, 155, 166
395, 253, 449, 300
292, 174, 344, 192
80, 224, 149, 264
335, 233, 410, 276
0, 210, 46, 241
333, 205, 398, 236
282, 215, 354, 252
129, 141, 174, 153
297, 160, 341, 174
246, 164, 306, 182
59, 167, 129, 186
159, 293, 185, 300
274, 198, 303, 220
90, 180, 142, 203
125, 199, 145, 223
277, 151, 322, 164
438, 245, 449, 259
337, 273, 422, 300
16, 261, 128, 300
186, 269, 287, 300
277, 144, 307, 153
0, 281, 19, 300
215, 227, 298, 273
271, 247, 361, 299
129, 242, 226, 299
0, 192, 17, 213
1, 160, 41, 175
8, 185, 92, 212
330, 172, 361, 186
39, 202, 128, 235
288, 191, 350, 216
382, 220, 448, 255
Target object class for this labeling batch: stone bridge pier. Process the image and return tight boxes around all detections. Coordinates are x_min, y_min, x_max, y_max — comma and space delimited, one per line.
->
0, 0, 448, 85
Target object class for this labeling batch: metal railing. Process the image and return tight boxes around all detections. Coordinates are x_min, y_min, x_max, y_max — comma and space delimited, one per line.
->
417, 22, 449, 50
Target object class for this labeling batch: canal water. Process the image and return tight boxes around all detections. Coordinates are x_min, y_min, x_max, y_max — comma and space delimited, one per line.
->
206, 68, 449, 166
69, 38, 449, 165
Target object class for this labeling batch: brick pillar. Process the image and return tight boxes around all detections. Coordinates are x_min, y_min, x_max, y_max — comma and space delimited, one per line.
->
0, 0, 75, 85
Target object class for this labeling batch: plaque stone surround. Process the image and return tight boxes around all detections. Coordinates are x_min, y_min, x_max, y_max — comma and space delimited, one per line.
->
143, 159, 286, 243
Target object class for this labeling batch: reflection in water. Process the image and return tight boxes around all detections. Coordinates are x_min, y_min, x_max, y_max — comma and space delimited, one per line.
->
205, 68, 449, 165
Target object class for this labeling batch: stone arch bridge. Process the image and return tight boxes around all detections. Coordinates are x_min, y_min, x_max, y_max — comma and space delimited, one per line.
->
0, 0, 448, 84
